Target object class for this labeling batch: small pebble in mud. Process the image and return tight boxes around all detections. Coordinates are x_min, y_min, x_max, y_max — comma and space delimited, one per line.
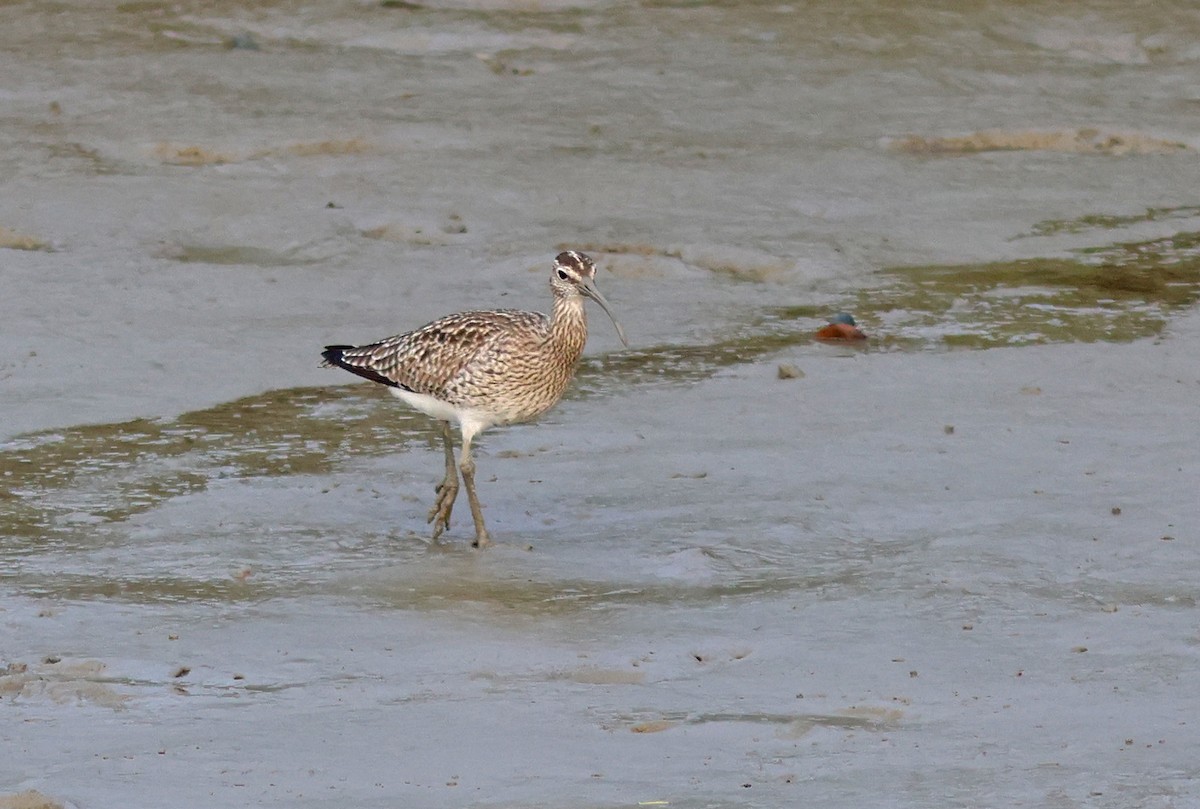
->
777, 363, 804, 379
441, 213, 467, 234
477, 54, 534, 76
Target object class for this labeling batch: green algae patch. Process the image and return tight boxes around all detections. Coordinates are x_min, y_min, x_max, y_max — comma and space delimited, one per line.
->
890, 129, 1190, 157
17, 572, 275, 605
157, 243, 326, 267
1023, 205, 1200, 238
579, 329, 809, 392
847, 229, 1200, 349
0, 385, 422, 549
358, 564, 861, 617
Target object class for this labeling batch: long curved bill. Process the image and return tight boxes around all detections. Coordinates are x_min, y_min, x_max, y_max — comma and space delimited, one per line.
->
579, 278, 629, 347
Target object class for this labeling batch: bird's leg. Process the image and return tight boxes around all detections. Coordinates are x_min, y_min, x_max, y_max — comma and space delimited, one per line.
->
427, 421, 459, 540
458, 434, 491, 549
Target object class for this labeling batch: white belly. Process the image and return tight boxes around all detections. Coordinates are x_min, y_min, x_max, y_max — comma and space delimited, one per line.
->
388, 387, 461, 422
388, 387, 496, 442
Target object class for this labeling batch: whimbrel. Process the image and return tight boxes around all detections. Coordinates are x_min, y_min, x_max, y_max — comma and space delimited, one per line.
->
321, 250, 627, 547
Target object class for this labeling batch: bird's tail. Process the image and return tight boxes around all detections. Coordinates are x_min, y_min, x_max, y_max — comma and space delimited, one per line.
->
320, 344, 401, 388
321, 344, 356, 368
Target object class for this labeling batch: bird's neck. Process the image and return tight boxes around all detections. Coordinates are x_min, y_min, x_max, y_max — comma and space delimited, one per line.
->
549, 295, 588, 361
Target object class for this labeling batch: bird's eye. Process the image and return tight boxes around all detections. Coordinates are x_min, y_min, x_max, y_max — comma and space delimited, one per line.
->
556, 269, 569, 281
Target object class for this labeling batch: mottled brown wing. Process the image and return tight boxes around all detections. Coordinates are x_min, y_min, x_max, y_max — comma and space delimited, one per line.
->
322, 309, 548, 395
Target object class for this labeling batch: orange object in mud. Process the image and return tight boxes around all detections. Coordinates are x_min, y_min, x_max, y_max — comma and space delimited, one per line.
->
815, 313, 867, 342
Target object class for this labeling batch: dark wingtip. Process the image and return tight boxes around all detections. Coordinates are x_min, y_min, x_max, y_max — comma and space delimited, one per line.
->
320, 344, 355, 368
320, 344, 402, 388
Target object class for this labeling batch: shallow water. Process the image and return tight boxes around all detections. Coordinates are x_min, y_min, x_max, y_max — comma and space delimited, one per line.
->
3, 1, 1200, 807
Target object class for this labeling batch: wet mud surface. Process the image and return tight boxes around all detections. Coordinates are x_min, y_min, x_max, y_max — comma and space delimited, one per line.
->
4, 1, 1200, 807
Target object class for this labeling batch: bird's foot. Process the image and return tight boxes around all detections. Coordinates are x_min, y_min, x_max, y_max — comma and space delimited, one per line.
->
427, 479, 459, 540
471, 528, 492, 550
